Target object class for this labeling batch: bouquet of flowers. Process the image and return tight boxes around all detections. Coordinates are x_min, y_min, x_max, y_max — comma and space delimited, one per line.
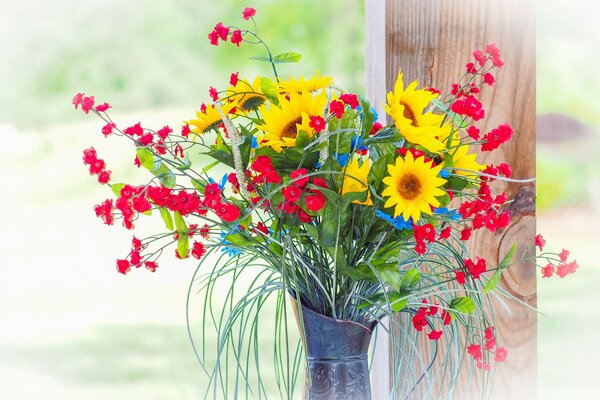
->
75, 6, 577, 399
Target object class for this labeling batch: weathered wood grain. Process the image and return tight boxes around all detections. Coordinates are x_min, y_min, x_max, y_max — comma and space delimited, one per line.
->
366, 0, 536, 398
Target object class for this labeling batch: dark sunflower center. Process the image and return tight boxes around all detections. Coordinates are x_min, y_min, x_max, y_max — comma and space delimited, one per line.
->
281, 116, 302, 139
242, 95, 266, 112
397, 173, 422, 200
400, 101, 418, 127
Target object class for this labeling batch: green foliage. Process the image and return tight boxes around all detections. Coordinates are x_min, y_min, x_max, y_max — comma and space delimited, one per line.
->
484, 243, 517, 293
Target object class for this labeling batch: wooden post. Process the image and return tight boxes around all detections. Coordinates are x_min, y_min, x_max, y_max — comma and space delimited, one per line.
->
366, 1, 536, 398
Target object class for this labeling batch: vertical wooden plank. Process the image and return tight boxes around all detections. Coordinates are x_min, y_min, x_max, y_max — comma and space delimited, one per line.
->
365, 1, 390, 398
366, 0, 536, 398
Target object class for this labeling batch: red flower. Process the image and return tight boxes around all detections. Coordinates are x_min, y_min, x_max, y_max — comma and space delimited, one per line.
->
339, 93, 359, 109
181, 124, 191, 138
329, 100, 345, 119
144, 261, 158, 272
156, 125, 172, 140
455, 270, 466, 285
81, 96, 95, 114
535, 234, 546, 251
230, 72, 239, 87
483, 73, 495, 86
473, 49, 487, 66
297, 210, 312, 223
72, 93, 84, 109
309, 115, 326, 133
467, 344, 482, 361
466, 126, 480, 140
95, 102, 111, 112
191, 241, 206, 259
208, 30, 219, 46
370, 121, 383, 135
485, 43, 504, 68
541, 263, 555, 278
311, 177, 327, 188
414, 224, 436, 243
494, 347, 508, 362
282, 185, 302, 202
481, 124, 513, 152
132, 195, 151, 213
97, 170, 111, 184
450, 95, 485, 121
242, 7, 256, 20
253, 222, 269, 235
130, 251, 142, 267
89, 158, 106, 175
305, 192, 326, 212
427, 330, 443, 341
556, 261, 579, 278
426, 87, 441, 95
465, 257, 487, 279
139, 132, 154, 146
94, 199, 114, 225
209, 86, 219, 102
440, 310, 451, 325
116, 259, 131, 275
101, 122, 116, 137
414, 241, 427, 255
124, 122, 144, 137
412, 309, 428, 332
231, 29, 243, 47
82, 147, 97, 164
439, 226, 452, 240
214, 22, 229, 40
290, 168, 310, 187
465, 62, 477, 74
216, 203, 240, 222
559, 249, 570, 262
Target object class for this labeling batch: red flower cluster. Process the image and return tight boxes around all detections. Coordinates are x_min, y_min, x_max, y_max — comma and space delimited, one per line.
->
412, 298, 451, 341
82, 147, 111, 185
94, 199, 114, 225
251, 156, 282, 185
339, 93, 360, 109
309, 115, 326, 133
208, 22, 243, 47
329, 100, 345, 119
458, 182, 510, 234
72, 93, 95, 114
451, 95, 485, 121
467, 326, 507, 370
279, 169, 327, 222
537, 235, 579, 278
203, 183, 240, 222
413, 223, 436, 254
242, 7, 256, 20
481, 124, 513, 152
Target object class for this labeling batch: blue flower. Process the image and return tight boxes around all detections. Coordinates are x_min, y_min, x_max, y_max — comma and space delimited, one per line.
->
219, 173, 229, 190
433, 207, 449, 215
439, 168, 451, 178
219, 230, 242, 257
251, 136, 259, 149
376, 210, 413, 230
433, 208, 462, 222
371, 107, 379, 122
351, 135, 368, 152
336, 153, 349, 167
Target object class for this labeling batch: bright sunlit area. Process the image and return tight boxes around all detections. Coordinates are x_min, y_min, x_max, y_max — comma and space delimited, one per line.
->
1, 0, 598, 399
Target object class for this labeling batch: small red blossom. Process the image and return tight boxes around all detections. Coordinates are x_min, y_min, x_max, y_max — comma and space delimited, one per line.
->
305, 192, 326, 212
309, 115, 326, 133
181, 124, 191, 138
191, 241, 206, 259
97, 170, 111, 184
231, 29, 243, 47
556, 261, 579, 278
339, 93, 360, 109
467, 344, 482, 361
466, 62, 477, 74
455, 270, 466, 285
95, 102, 111, 112
329, 100, 345, 119
370, 121, 383, 135
138, 132, 154, 146
81, 96, 95, 114
290, 168, 310, 187
483, 73, 495, 86
485, 43, 504, 67
156, 125, 172, 140
541, 263, 555, 278
144, 261, 158, 272
214, 22, 229, 40
439, 226, 452, 240
72, 93, 84, 109
450, 95, 485, 121
101, 122, 116, 137
494, 347, 508, 362
253, 222, 269, 236
426, 87, 441, 95
124, 122, 144, 137
242, 7, 256, 20
282, 185, 302, 202
209, 87, 219, 102
465, 257, 487, 279
428, 330, 443, 341
216, 203, 240, 222
481, 124, 513, 152
230, 72, 239, 87
466, 126, 480, 140
412, 309, 428, 332
559, 249, 570, 262
414, 241, 427, 255
535, 234, 546, 251
116, 259, 131, 275
208, 30, 219, 46
473, 49, 487, 66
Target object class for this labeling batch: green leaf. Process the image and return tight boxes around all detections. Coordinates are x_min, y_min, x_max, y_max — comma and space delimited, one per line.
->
136, 147, 155, 170
341, 190, 367, 204
399, 268, 420, 290
176, 154, 192, 171
273, 52, 302, 64
225, 233, 254, 247
359, 97, 375, 139
269, 242, 283, 256
159, 207, 174, 231
111, 183, 126, 196
449, 297, 475, 314
484, 243, 517, 293
295, 130, 310, 148
173, 211, 187, 232
249, 55, 271, 62
177, 235, 189, 259
260, 77, 279, 104
445, 175, 468, 192
202, 160, 220, 174
153, 162, 176, 188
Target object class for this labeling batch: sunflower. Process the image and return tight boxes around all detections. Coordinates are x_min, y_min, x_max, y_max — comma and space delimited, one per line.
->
187, 101, 237, 135
227, 77, 267, 113
278, 71, 334, 94
257, 90, 327, 152
385, 72, 447, 154
381, 152, 447, 222
341, 158, 373, 205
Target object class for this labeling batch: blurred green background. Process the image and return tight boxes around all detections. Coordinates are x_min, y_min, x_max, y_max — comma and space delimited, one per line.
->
1, 0, 598, 399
